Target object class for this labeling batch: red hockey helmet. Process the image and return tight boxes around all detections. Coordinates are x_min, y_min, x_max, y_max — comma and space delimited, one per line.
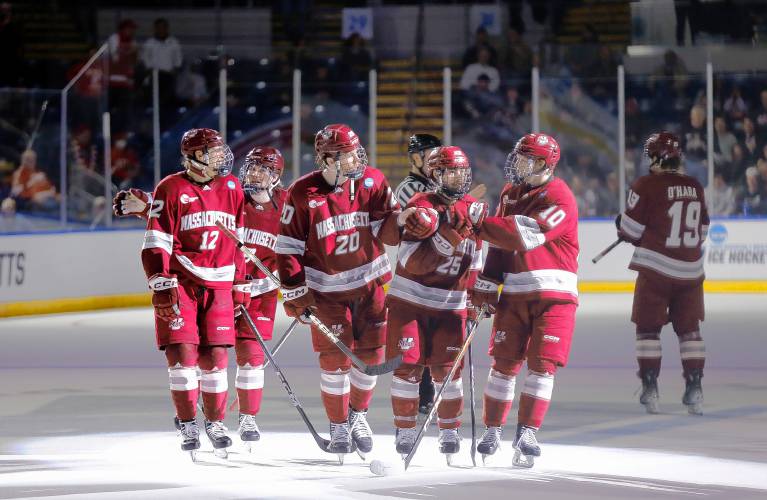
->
505, 133, 560, 185
427, 146, 472, 200
314, 123, 367, 179
240, 146, 284, 195
180, 128, 233, 179
644, 131, 682, 168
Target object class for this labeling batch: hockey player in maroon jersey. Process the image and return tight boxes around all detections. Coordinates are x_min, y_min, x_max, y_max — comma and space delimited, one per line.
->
232, 146, 287, 448
469, 133, 579, 468
385, 146, 487, 463
141, 128, 249, 460
394, 133, 443, 416
112, 145, 287, 449
617, 131, 709, 416
276, 123, 402, 460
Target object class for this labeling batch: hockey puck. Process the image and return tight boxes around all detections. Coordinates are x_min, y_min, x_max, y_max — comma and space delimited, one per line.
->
370, 459, 405, 476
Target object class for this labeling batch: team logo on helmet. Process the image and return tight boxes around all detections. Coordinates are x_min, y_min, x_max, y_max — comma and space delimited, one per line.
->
536, 135, 549, 145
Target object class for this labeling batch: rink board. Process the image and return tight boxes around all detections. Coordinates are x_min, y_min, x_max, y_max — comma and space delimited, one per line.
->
1, 219, 766, 316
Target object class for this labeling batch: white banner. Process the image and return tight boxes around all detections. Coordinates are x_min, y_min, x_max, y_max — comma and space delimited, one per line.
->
0, 230, 147, 303
342, 8, 373, 40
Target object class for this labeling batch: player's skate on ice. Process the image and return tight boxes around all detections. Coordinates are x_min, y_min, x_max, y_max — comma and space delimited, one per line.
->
472, 133, 580, 468
140, 128, 248, 461
616, 132, 708, 416
276, 124, 403, 464
385, 146, 487, 466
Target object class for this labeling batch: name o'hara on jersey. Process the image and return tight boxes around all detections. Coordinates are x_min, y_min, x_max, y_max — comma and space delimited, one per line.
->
667, 185, 699, 200
243, 227, 277, 250
179, 211, 236, 232
315, 211, 370, 239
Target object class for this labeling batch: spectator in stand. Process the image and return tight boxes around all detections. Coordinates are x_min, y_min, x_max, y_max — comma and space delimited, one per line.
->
460, 47, 500, 92
70, 125, 98, 172
307, 64, 335, 101
462, 26, 498, 68
0, 2, 24, 87
111, 133, 140, 190
570, 174, 598, 217
598, 171, 620, 216
588, 46, 619, 100
0, 197, 35, 232
723, 86, 748, 123
758, 158, 767, 189
682, 104, 707, 184
0, 160, 13, 200
728, 143, 748, 183
462, 74, 503, 120
11, 149, 57, 212
741, 116, 759, 162
651, 50, 689, 110
107, 19, 138, 133
754, 89, 767, 142
340, 32, 372, 81
499, 28, 533, 79
706, 173, 736, 216
141, 18, 183, 128
175, 60, 208, 108
713, 116, 737, 167
741, 166, 767, 215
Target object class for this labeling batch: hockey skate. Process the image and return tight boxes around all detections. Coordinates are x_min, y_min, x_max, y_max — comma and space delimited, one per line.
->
348, 408, 373, 460
328, 422, 353, 464
395, 427, 417, 457
683, 369, 703, 415
639, 369, 660, 414
204, 420, 232, 459
438, 428, 461, 466
477, 426, 503, 465
173, 415, 181, 431
512, 424, 540, 468
178, 419, 201, 462
238, 414, 261, 453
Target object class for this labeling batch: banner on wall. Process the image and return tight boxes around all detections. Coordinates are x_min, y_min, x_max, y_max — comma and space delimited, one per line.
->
342, 8, 373, 40
469, 4, 502, 36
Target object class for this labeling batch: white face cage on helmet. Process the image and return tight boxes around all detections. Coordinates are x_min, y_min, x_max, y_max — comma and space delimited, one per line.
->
320, 147, 368, 180
434, 166, 472, 200
188, 144, 234, 178
504, 152, 547, 185
239, 160, 279, 195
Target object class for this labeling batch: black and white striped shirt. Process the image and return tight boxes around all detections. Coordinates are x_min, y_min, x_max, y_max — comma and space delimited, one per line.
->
395, 173, 432, 207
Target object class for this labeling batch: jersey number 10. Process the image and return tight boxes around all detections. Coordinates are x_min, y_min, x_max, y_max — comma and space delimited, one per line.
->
666, 200, 701, 248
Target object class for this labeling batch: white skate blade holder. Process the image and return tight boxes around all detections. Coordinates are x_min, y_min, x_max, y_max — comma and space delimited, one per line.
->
370, 459, 405, 476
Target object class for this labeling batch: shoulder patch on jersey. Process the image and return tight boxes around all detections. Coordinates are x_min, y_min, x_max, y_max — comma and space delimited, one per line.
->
227, 180, 236, 190
308, 199, 326, 209
363, 177, 375, 189
179, 193, 198, 205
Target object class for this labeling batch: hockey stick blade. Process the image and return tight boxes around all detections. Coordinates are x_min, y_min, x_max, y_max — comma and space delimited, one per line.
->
239, 306, 332, 452
217, 220, 402, 375
403, 305, 489, 470
591, 238, 623, 264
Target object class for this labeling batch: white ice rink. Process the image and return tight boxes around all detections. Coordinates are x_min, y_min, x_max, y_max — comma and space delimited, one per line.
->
1, 294, 766, 499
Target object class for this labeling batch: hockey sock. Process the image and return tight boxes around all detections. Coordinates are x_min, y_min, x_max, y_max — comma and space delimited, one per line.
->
168, 364, 199, 421
199, 346, 228, 421
350, 367, 377, 411
517, 371, 554, 429
678, 331, 705, 377
391, 376, 420, 428
320, 369, 351, 423
483, 369, 517, 427
434, 375, 463, 430
636, 332, 662, 375
236, 363, 264, 415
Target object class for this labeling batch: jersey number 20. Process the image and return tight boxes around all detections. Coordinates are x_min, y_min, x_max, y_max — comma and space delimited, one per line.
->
666, 200, 701, 248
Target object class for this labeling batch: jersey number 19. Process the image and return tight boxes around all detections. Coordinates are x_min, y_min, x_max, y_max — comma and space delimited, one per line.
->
666, 200, 701, 248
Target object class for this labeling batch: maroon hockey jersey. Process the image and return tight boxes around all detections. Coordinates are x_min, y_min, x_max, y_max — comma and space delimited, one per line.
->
242, 188, 287, 296
478, 177, 579, 303
619, 171, 709, 283
141, 172, 246, 289
275, 166, 400, 297
388, 192, 484, 312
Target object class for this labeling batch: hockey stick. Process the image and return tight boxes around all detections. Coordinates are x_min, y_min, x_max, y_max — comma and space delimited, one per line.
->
468, 183, 486, 200
403, 304, 488, 470
239, 305, 332, 453
228, 318, 299, 412
26, 99, 49, 150
216, 220, 402, 376
591, 238, 623, 264
467, 339, 477, 467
